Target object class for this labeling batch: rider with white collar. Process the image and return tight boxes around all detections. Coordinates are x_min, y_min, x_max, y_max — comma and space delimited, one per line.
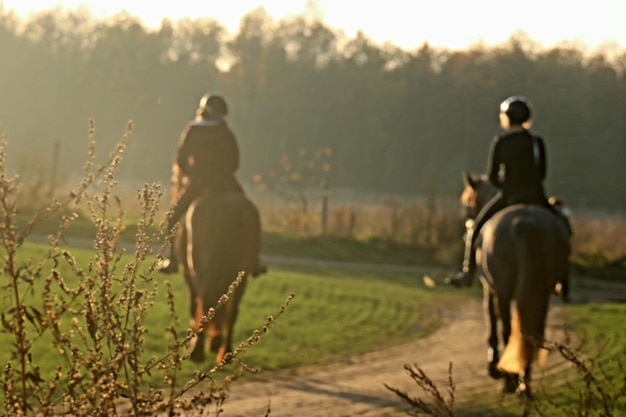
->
157, 93, 245, 274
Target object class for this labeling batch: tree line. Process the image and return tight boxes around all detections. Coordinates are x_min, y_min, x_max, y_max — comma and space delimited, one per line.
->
0, 7, 624, 210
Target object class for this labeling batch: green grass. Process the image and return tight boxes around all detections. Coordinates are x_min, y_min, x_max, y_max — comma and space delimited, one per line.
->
535, 303, 626, 415
237, 265, 458, 372
1, 242, 465, 390
565, 303, 626, 352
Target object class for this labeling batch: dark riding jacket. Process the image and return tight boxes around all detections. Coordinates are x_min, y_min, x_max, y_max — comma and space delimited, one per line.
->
167, 116, 244, 229
175, 116, 243, 193
487, 128, 547, 205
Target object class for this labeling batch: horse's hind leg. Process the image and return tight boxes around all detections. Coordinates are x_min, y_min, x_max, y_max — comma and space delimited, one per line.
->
208, 311, 224, 354
498, 297, 520, 394
484, 288, 502, 379
189, 296, 207, 363
498, 297, 512, 346
213, 314, 232, 364
214, 282, 246, 364
207, 303, 236, 364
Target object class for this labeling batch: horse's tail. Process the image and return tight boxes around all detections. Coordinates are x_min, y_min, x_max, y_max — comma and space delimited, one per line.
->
498, 216, 550, 376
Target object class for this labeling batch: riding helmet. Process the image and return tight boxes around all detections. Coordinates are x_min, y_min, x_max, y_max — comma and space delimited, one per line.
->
198, 93, 228, 116
500, 96, 531, 124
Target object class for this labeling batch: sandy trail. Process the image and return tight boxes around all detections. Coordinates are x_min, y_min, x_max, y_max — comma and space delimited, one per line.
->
215, 296, 579, 416
211, 273, 626, 417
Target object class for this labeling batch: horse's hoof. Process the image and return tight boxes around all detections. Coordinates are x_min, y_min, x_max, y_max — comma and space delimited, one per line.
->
516, 382, 533, 404
502, 374, 519, 394
488, 361, 503, 379
487, 348, 502, 379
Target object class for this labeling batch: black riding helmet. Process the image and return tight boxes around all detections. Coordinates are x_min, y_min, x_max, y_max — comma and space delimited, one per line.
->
500, 96, 531, 124
198, 93, 228, 116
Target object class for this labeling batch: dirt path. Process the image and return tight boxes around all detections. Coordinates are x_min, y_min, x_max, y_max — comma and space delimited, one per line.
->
214, 273, 625, 417
216, 299, 563, 416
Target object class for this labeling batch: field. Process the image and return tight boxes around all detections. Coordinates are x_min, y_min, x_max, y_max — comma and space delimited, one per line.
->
2, 241, 465, 372
2, 147, 625, 415
5, 226, 625, 416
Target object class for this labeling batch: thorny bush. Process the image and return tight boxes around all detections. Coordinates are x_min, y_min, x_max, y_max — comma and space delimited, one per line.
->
387, 340, 626, 416
0, 122, 291, 416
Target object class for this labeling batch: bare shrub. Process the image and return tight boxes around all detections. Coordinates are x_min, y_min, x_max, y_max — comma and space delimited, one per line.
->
330, 205, 356, 237
533, 341, 626, 417
388, 340, 626, 417
0, 122, 290, 416
253, 147, 332, 235
385, 362, 456, 417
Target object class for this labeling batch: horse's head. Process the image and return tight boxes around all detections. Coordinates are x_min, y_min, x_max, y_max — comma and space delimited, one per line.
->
461, 170, 497, 221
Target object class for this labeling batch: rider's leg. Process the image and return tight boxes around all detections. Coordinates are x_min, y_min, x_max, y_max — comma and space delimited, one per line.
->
450, 193, 506, 287
158, 185, 199, 273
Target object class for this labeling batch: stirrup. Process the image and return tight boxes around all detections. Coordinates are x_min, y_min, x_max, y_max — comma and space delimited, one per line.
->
446, 270, 474, 288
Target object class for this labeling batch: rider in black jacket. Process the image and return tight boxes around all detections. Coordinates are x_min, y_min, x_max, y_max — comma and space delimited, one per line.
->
449, 96, 553, 288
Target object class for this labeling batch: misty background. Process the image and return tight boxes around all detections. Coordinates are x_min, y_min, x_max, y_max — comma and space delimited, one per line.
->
0, 7, 624, 211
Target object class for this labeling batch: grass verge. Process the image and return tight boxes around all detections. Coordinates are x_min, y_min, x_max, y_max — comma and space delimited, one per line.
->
3, 242, 465, 384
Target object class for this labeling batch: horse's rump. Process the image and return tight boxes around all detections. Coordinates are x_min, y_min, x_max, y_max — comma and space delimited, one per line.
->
480, 205, 569, 292
480, 204, 570, 375
185, 191, 261, 300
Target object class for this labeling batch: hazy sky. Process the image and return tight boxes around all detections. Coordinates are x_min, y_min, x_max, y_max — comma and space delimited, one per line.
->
1, 0, 626, 51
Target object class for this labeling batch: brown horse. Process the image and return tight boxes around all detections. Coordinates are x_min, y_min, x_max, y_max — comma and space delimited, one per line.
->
172, 171, 263, 364
460, 171, 571, 398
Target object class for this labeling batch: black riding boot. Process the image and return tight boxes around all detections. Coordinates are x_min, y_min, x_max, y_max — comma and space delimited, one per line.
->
448, 261, 476, 288
448, 231, 477, 288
